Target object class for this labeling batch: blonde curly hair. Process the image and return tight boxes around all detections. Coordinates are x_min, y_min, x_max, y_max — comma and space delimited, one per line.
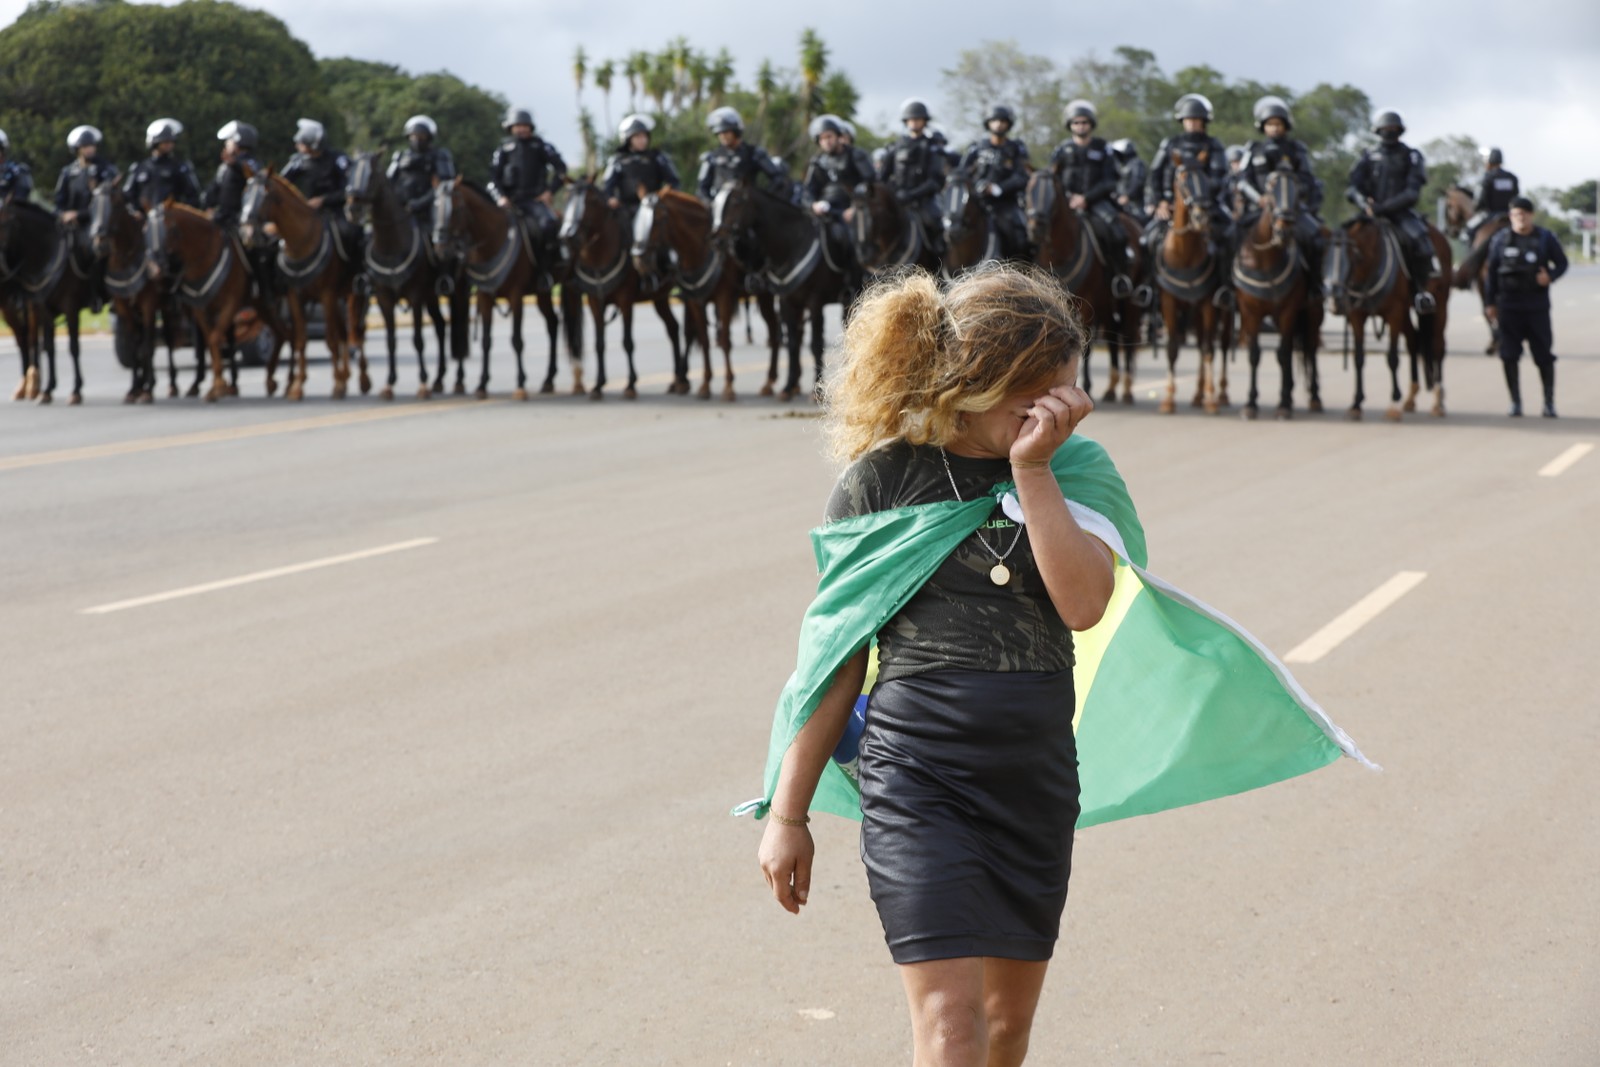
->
822, 262, 1087, 463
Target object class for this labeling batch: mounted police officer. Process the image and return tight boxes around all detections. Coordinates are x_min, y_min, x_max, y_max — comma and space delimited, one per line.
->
1146, 93, 1234, 304
1109, 138, 1147, 225
1050, 100, 1133, 294
1346, 109, 1437, 311
0, 129, 34, 204
281, 119, 349, 216
54, 126, 117, 225
204, 120, 259, 228
1457, 147, 1521, 281
601, 113, 679, 215
695, 107, 788, 202
878, 98, 946, 257
122, 118, 201, 213
1236, 95, 1326, 296
488, 106, 566, 241
960, 104, 1030, 260
802, 114, 869, 295
1485, 196, 1567, 417
386, 115, 456, 225
926, 124, 962, 172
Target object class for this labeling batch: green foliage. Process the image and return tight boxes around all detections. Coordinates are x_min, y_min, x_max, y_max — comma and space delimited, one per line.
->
0, 0, 329, 193
1417, 133, 1481, 224
320, 59, 506, 185
1557, 179, 1596, 215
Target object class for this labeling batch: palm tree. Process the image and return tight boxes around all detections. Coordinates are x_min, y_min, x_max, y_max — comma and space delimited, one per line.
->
645, 52, 674, 114
708, 49, 735, 108
572, 46, 588, 109
755, 59, 777, 139
625, 51, 648, 111
688, 52, 711, 109
798, 29, 828, 137
669, 38, 691, 113
594, 60, 616, 134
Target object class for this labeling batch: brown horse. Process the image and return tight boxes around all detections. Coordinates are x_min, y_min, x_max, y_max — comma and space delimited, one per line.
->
241, 167, 364, 400
560, 179, 686, 400
1023, 170, 1143, 402
710, 180, 846, 400
939, 171, 1002, 273
631, 187, 781, 400
1324, 215, 1452, 419
144, 201, 288, 402
0, 197, 85, 404
1233, 170, 1322, 418
432, 177, 574, 400
1445, 185, 1505, 354
849, 181, 943, 277
1151, 158, 1226, 413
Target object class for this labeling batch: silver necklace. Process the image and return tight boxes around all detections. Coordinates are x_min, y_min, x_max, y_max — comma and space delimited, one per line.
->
940, 447, 1024, 587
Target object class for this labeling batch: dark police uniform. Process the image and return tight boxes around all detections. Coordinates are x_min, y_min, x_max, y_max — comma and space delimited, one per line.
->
877, 133, 946, 249
1236, 134, 1324, 291
961, 135, 1030, 258
54, 157, 118, 215
0, 159, 34, 202
801, 144, 873, 223
1346, 140, 1433, 287
1145, 130, 1234, 277
695, 140, 788, 202
1050, 134, 1131, 272
386, 142, 456, 221
1484, 223, 1568, 415
1473, 166, 1520, 232
1114, 153, 1148, 224
205, 153, 259, 228
282, 148, 350, 213
600, 145, 680, 214
122, 152, 201, 211
488, 133, 567, 241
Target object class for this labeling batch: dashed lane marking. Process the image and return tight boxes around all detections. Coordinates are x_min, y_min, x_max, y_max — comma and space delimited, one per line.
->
81, 538, 440, 615
1538, 442, 1593, 478
1283, 571, 1428, 664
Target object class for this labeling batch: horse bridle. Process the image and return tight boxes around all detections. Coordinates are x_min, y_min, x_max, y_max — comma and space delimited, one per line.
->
1171, 167, 1209, 235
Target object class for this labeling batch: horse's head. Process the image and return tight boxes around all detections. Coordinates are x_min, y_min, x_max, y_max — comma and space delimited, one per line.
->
709, 181, 752, 253
1442, 185, 1473, 237
1171, 159, 1211, 236
1258, 168, 1298, 244
239, 165, 278, 247
940, 172, 977, 243
846, 181, 888, 265
1023, 171, 1057, 247
431, 176, 469, 259
629, 189, 666, 279
88, 182, 124, 258
344, 152, 378, 227
144, 199, 173, 279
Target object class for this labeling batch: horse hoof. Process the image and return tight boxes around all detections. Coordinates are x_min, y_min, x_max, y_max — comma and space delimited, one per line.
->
759, 382, 774, 398
1190, 395, 1204, 408
204, 391, 220, 404
168, 385, 179, 399
1308, 398, 1324, 414
417, 385, 432, 400
1274, 406, 1292, 421
380, 386, 395, 401
1431, 404, 1445, 418
10, 381, 24, 401
1204, 401, 1220, 415
539, 379, 555, 395
332, 384, 347, 401
1402, 399, 1416, 413
1347, 408, 1362, 421
1121, 391, 1135, 406
185, 385, 200, 399
1217, 392, 1231, 407
697, 384, 711, 400
1385, 406, 1402, 422
432, 381, 446, 396
722, 388, 736, 402
69, 393, 82, 406
474, 387, 489, 400
1158, 399, 1176, 415
1100, 388, 1118, 404
512, 387, 528, 401
266, 378, 278, 398
287, 386, 304, 402
123, 391, 137, 405
359, 373, 372, 395
589, 387, 605, 401
1243, 405, 1258, 421
137, 391, 153, 405
36, 393, 52, 406
623, 387, 638, 400
779, 387, 798, 402
226, 383, 239, 397
452, 382, 466, 396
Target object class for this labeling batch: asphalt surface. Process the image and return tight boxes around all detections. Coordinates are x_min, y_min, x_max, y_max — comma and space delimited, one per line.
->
3, 269, 1598, 1066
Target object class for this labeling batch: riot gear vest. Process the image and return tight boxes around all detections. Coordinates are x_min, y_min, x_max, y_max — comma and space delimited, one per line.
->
1050, 137, 1117, 203
1239, 137, 1314, 210
1350, 141, 1425, 211
122, 153, 200, 210
802, 147, 872, 213
1495, 230, 1543, 297
282, 149, 350, 210
206, 155, 258, 226
387, 144, 456, 212
54, 158, 118, 214
488, 136, 566, 204
601, 148, 680, 205
697, 141, 784, 201
880, 135, 943, 201
1148, 132, 1230, 215
963, 138, 1029, 198
1477, 169, 1520, 215
0, 160, 32, 201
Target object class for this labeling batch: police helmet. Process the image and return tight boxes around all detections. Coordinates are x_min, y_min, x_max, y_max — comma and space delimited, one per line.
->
404, 115, 438, 139
145, 117, 183, 148
926, 123, 948, 146
707, 107, 744, 135
293, 118, 325, 150
809, 114, 845, 141
900, 98, 932, 123
839, 119, 857, 141
1253, 95, 1292, 133
0, 129, 8, 152
1063, 100, 1098, 129
618, 113, 654, 142
1226, 144, 1247, 166
1108, 138, 1137, 160
985, 104, 1016, 130
1173, 93, 1214, 122
1483, 146, 1503, 166
67, 125, 103, 151
1371, 110, 1405, 136
503, 107, 535, 132
217, 120, 259, 151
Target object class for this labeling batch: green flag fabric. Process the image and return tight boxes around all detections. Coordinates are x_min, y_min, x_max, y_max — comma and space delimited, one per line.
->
735, 435, 1375, 827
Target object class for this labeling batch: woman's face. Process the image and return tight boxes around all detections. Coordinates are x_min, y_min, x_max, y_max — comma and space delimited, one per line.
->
949, 360, 1078, 459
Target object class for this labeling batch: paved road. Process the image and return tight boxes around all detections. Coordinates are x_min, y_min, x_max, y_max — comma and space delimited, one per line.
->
3, 271, 1598, 1065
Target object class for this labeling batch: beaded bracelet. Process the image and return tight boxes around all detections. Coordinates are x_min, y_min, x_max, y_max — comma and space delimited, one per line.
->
770, 811, 811, 827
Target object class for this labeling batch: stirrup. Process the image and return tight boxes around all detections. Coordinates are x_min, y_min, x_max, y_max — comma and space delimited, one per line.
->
1413, 290, 1436, 314
1212, 287, 1235, 310
1132, 284, 1154, 309
435, 274, 456, 298
1111, 274, 1133, 300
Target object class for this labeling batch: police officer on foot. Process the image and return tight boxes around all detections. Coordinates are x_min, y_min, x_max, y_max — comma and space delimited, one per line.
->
1485, 196, 1567, 417
123, 118, 202, 213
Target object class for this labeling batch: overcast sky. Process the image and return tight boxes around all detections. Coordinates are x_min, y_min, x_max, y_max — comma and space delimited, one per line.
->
7, 0, 1598, 189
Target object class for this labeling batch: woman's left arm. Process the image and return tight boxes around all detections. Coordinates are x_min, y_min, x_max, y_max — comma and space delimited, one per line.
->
1013, 465, 1114, 630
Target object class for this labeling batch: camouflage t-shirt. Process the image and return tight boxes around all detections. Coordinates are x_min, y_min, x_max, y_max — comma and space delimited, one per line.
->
824, 439, 1074, 685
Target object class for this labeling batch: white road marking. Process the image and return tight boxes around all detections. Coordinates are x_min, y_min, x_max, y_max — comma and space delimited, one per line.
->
81, 538, 439, 615
796, 1008, 836, 1021
1283, 571, 1428, 664
1538, 442, 1593, 478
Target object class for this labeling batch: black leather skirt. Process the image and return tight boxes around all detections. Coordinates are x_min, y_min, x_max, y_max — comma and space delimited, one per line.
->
858, 667, 1080, 964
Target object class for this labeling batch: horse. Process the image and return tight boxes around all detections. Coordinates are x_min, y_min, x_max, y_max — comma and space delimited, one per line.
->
432, 176, 570, 399
1023, 171, 1143, 403
144, 200, 289, 402
848, 180, 943, 278
710, 180, 846, 400
1150, 157, 1226, 414
0, 197, 84, 404
241, 167, 364, 400
1233, 169, 1323, 419
1324, 214, 1452, 419
559, 179, 686, 400
1445, 184, 1505, 355
631, 187, 782, 400
939, 170, 1002, 273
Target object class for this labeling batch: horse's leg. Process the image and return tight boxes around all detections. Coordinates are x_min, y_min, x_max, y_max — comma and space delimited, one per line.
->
451, 285, 469, 395
588, 295, 607, 399
808, 298, 827, 398
1240, 310, 1261, 418
1274, 321, 1295, 419
377, 292, 398, 400
1214, 308, 1231, 408
37, 310, 59, 404
759, 293, 780, 396
428, 291, 449, 395
1401, 311, 1421, 414
65, 310, 84, 405
1199, 306, 1219, 414
285, 295, 308, 401
1159, 299, 1179, 415
324, 290, 350, 400
563, 284, 585, 395
509, 294, 529, 401
1384, 313, 1408, 421
199, 311, 229, 402
1347, 313, 1367, 420
716, 290, 736, 401
694, 299, 714, 400
474, 293, 495, 398
533, 291, 557, 397
646, 293, 674, 400
349, 290, 371, 395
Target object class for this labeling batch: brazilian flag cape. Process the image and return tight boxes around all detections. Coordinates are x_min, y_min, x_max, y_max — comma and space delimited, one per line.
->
736, 435, 1375, 828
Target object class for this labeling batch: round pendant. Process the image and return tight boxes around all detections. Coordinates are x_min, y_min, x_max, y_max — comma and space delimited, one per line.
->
989, 563, 1011, 586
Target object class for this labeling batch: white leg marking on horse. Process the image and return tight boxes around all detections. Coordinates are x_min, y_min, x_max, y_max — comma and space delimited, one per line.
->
1538, 442, 1593, 479
81, 538, 439, 615
1283, 570, 1428, 664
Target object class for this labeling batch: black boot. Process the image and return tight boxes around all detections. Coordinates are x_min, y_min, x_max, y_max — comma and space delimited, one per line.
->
1502, 359, 1522, 417
1538, 363, 1556, 418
